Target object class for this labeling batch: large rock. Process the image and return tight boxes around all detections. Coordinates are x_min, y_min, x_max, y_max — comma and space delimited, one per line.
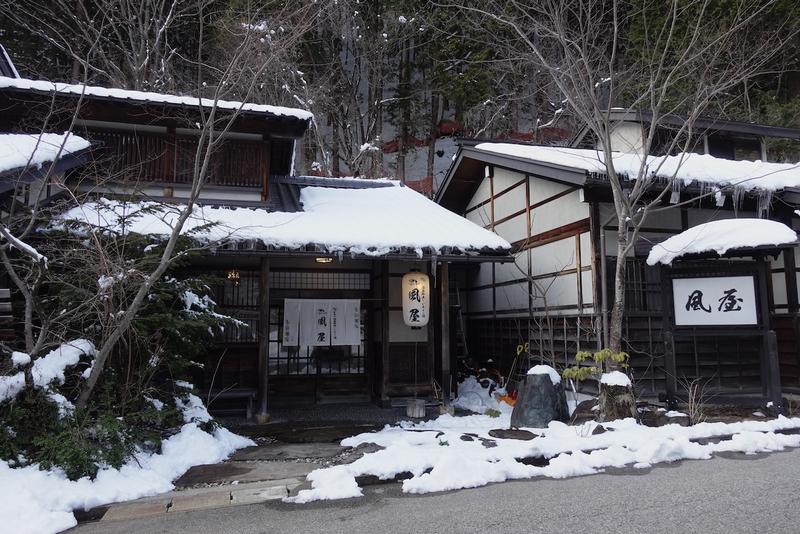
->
510, 373, 569, 429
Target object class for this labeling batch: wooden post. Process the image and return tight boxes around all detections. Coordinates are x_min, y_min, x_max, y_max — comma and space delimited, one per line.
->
380, 261, 390, 407
256, 257, 270, 423
766, 330, 784, 413
664, 330, 677, 404
440, 262, 452, 403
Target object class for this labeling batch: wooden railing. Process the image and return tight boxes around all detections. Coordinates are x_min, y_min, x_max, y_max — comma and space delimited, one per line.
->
90, 129, 268, 189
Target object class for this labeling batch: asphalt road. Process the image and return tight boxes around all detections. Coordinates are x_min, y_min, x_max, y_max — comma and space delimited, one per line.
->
71, 448, 800, 534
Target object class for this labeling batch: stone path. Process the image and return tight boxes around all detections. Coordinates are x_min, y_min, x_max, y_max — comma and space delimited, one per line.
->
96, 441, 376, 523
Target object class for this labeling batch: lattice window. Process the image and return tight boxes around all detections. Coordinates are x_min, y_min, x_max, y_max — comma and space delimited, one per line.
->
269, 271, 371, 290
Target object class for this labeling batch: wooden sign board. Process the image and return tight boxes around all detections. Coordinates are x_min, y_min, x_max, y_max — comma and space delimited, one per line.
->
672, 275, 758, 326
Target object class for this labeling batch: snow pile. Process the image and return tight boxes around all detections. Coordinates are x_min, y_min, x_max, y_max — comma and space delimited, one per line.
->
527, 365, 561, 385
52, 184, 510, 257
452, 377, 512, 415
0, 339, 95, 403
0, 76, 313, 121
0, 132, 90, 174
286, 413, 800, 504
474, 143, 800, 192
0, 392, 253, 534
646, 218, 797, 265
599, 371, 632, 388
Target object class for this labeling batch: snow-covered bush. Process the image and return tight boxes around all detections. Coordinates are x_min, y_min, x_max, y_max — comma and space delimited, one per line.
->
0, 221, 240, 480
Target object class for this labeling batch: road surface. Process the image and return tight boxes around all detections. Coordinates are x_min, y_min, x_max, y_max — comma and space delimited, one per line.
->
71, 448, 800, 533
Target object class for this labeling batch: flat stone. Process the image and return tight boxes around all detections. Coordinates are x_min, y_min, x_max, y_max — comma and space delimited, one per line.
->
175, 461, 314, 487
230, 484, 288, 505
231, 442, 345, 462
460, 434, 475, 441
169, 491, 231, 512
488, 428, 538, 440
101, 500, 170, 521
592, 425, 607, 435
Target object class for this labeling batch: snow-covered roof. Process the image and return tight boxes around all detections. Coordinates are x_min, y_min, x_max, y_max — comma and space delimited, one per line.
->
646, 218, 798, 266
0, 76, 313, 121
0, 132, 90, 176
53, 180, 511, 257
473, 143, 800, 193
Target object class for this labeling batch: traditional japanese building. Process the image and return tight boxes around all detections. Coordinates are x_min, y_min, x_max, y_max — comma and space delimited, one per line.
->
0, 73, 511, 420
437, 121, 800, 404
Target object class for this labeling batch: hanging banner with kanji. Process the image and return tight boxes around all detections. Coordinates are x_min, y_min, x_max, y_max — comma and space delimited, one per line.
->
283, 299, 361, 346
673, 275, 758, 326
282, 298, 302, 345
402, 272, 430, 327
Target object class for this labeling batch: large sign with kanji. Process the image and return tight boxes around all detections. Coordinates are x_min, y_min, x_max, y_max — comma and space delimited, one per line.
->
673, 275, 758, 326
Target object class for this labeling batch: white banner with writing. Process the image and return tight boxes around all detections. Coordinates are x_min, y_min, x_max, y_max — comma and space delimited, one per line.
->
672, 275, 758, 326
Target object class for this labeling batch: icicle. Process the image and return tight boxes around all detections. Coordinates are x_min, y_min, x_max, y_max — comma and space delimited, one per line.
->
669, 178, 681, 204
732, 187, 744, 211
757, 190, 773, 218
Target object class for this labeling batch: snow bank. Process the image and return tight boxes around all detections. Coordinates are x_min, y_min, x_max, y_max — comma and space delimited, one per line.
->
527, 365, 561, 385
287, 413, 800, 504
646, 218, 797, 266
474, 144, 800, 192
0, 76, 313, 121
452, 377, 512, 415
0, 132, 90, 174
0, 393, 253, 534
600, 371, 632, 388
52, 185, 510, 257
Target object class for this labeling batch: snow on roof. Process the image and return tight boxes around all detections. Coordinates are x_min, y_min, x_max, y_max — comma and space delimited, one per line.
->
474, 143, 800, 192
646, 218, 798, 266
53, 182, 511, 256
0, 76, 313, 121
0, 132, 90, 175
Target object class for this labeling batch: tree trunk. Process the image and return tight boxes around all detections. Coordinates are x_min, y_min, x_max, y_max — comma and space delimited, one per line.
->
608, 229, 628, 356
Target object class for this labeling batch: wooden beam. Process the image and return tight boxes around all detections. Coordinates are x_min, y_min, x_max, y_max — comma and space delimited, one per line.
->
256, 257, 270, 422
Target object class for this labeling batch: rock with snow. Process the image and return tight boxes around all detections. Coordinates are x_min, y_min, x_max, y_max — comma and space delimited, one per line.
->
527, 364, 561, 385
511, 372, 569, 429
646, 218, 797, 266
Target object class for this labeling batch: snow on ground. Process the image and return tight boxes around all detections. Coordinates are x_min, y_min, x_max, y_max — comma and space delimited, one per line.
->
0, 76, 313, 121
527, 364, 561, 385
286, 413, 800, 504
0, 132, 90, 174
0, 392, 253, 534
646, 218, 797, 266
452, 377, 512, 415
51, 183, 510, 257
474, 143, 800, 192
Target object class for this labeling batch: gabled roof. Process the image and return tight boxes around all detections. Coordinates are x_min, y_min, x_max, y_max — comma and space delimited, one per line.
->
53, 176, 512, 261
0, 132, 91, 193
0, 76, 313, 122
437, 141, 800, 213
